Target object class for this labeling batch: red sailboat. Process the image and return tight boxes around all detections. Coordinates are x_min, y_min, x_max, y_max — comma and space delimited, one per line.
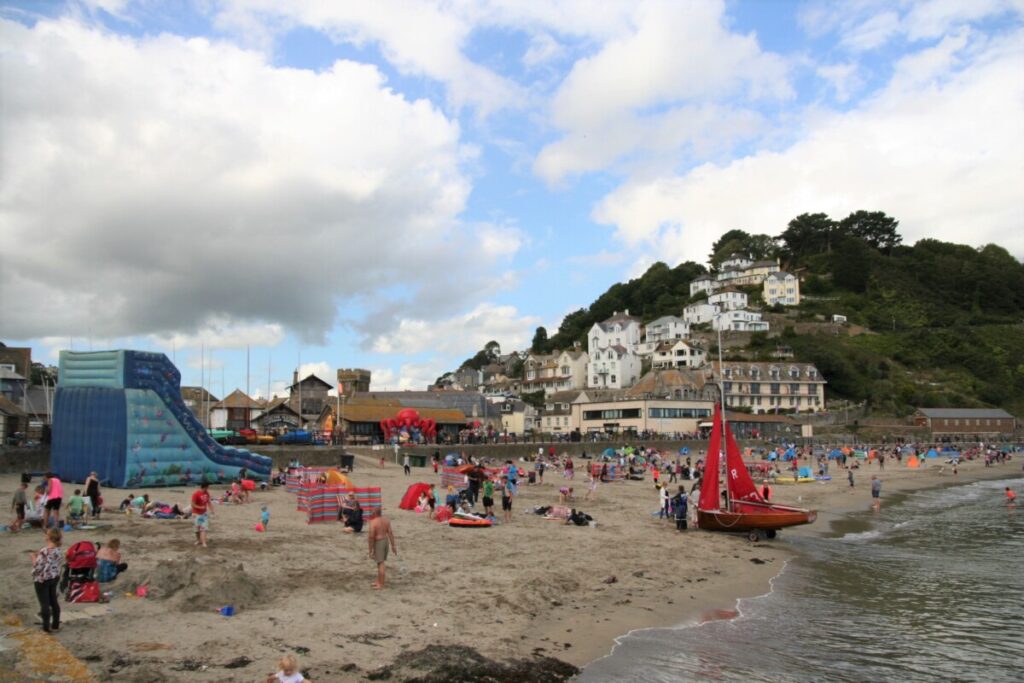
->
697, 405, 816, 540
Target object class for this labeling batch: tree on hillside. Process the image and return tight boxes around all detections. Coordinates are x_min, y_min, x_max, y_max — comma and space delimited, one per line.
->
709, 230, 777, 267
461, 339, 502, 370
777, 213, 836, 265
838, 210, 901, 253
531, 327, 550, 354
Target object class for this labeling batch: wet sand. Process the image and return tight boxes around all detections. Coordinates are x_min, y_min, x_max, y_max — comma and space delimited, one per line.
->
0, 452, 1017, 681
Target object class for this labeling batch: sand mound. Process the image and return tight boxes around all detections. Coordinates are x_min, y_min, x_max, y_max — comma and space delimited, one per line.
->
142, 557, 267, 612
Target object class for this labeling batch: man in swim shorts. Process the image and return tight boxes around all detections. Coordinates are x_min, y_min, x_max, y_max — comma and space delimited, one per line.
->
870, 475, 882, 510
367, 508, 397, 590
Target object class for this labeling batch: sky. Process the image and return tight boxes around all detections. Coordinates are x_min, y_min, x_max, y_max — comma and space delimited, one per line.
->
1, 0, 1022, 398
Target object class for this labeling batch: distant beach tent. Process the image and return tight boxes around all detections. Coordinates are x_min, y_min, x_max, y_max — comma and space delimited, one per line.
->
828, 449, 843, 460
399, 482, 434, 510
603, 448, 617, 457
679, 447, 690, 455
907, 455, 920, 468
324, 469, 353, 488
926, 449, 940, 458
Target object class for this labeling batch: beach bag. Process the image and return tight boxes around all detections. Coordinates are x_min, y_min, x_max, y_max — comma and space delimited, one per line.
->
67, 579, 100, 603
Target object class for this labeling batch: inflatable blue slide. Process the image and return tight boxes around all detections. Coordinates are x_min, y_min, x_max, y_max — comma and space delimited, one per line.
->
52, 350, 271, 487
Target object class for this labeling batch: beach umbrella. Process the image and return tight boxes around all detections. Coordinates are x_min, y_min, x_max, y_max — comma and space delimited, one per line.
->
603, 448, 615, 457
679, 447, 690, 455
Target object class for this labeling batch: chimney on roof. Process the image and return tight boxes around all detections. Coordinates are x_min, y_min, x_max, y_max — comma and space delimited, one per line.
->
293, 370, 298, 386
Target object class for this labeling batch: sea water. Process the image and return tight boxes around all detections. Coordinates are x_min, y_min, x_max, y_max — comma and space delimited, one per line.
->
578, 477, 1024, 683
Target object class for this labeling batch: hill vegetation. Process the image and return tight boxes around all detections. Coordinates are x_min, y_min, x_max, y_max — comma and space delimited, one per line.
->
449, 210, 1024, 416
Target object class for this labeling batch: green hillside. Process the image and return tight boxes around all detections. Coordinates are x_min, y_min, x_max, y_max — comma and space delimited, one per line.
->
535, 211, 1024, 416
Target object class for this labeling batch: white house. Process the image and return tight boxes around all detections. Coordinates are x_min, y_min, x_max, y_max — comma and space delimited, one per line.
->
689, 275, 719, 298
645, 316, 690, 342
763, 272, 801, 306
713, 309, 769, 332
708, 288, 747, 311
652, 340, 707, 370
720, 254, 753, 271
683, 301, 720, 325
522, 347, 589, 396
586, 311, 643, 388
587, 345, 642, 389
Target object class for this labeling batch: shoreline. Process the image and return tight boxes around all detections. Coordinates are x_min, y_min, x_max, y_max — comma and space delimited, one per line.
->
0, 454, 1019, 681
574, 455, 1022, 674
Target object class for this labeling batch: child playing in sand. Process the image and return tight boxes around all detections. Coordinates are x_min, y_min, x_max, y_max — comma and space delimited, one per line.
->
265, 654, 311, 683
260, 505, 270, 530
96, 539, 128, 582
10, 482, 28, 532
66, 489, 87, 527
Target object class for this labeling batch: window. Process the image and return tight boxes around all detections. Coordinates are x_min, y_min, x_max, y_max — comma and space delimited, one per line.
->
649, 407, 712, 419
723, 381, 733, 392
770, 383, 780, 394
592, 377, 598, 384
583, 409, 641, 420
790, 383, 800, 394
610, 375, 617, 383
750, 383, 761, 394
0, 363, 14, 372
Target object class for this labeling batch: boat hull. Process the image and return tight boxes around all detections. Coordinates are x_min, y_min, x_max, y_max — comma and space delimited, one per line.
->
697, 507, 817, 532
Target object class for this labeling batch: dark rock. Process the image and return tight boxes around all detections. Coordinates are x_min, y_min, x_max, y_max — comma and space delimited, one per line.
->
223, 656, 252, 669
602, 575, 617, 584
750, 558, 767, 565
389, 644, 578, 683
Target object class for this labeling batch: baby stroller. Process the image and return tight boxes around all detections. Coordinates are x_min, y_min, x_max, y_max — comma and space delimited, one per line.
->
60, 540, 100, 603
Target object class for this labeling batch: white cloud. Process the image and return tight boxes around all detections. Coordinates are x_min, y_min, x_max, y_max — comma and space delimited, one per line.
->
371, 303, 539, 356
534, 0, 790, 184
593, 28, 1024, 263
298, 361, 335, 393
816, 62, 861, 102
212, 0, 527, 115
799, 0, 1021, 52
522, 32, 563, 67
369, 361, 447, 391
148, 319, 286, 352
0, 18, 525, 344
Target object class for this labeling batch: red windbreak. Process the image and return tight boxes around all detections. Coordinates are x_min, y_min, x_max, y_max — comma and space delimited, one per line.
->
698, 404, 722, 511
724, 421, 766, 504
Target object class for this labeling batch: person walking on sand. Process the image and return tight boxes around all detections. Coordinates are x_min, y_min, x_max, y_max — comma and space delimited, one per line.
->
367, 508, 397, 590
403, 454, 411, 476
32, 528, 63, 632
42, 472, 63, 531
191, 481, 212, 548
84, 471, 101, 519
871, 475, 882, 510
848, 469, 855, 493
501, 476, 514, 523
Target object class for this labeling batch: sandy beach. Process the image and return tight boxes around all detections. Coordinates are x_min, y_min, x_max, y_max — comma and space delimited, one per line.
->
0, 451, 1018, 682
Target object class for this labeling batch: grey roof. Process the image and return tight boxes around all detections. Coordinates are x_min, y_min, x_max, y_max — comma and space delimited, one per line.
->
917, 408, 1014, 419
0, 368, 26, 381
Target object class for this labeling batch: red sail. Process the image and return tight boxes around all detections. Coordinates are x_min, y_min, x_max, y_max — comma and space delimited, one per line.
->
724, 421, 766, 507
698, 404, 722, 511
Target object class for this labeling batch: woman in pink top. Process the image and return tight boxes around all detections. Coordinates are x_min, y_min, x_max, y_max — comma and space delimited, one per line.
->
43, 472, 63, 531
